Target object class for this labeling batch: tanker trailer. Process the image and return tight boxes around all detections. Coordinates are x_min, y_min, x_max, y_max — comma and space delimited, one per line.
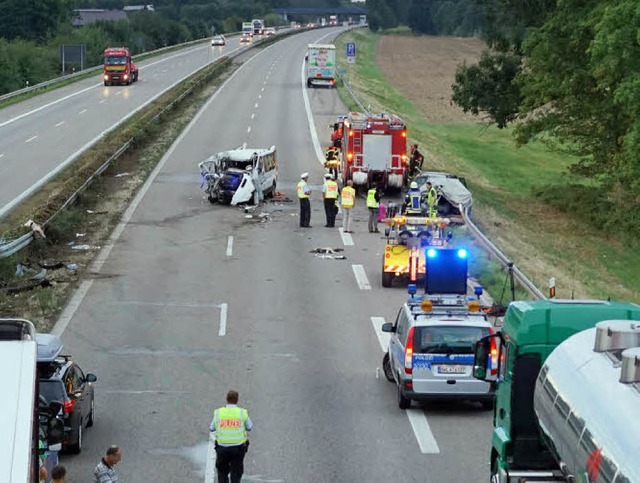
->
472, 300, 640, 483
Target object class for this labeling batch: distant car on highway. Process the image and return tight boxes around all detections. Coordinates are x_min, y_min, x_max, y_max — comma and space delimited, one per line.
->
211, 35, 226, 46
265, 27, 276, 36
36, 334, 97, 454
239, 33, 252, 43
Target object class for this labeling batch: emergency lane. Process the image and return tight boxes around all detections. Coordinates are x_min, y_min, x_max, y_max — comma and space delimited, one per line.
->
52, 28, 491, 482
0, 33, 268, 219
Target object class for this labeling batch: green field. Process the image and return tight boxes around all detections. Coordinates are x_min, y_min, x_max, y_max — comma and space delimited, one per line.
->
335, 29, 640, 302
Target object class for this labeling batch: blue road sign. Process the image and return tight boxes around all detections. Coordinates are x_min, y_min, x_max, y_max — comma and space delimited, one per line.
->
346, 42, 356, 58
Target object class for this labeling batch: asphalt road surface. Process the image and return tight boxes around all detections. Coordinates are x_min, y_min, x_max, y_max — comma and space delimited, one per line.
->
51, 28, 492, 482
0, 33, 260, 218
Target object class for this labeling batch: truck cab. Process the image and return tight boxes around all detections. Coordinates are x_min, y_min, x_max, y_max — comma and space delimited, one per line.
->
103, 47, 138, 86
473, 300, 640, 482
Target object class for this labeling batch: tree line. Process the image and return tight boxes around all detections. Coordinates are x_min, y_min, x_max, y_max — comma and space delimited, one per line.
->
0, 0, 350, 94
365, 0, 484, 36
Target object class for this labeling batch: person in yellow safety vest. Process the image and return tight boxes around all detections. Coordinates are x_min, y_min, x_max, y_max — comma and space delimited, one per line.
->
324, 146, 340, 180
297, 172, 312, 228
210, 390, 253, 483
341, 179, 356, 233
426, 181, 438, 218
404, 181, 424, 215
322, 173, 339, 227
366, 183, 381, 233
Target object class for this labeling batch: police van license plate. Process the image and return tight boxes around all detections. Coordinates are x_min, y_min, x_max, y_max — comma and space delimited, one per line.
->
437, 365, 466, 374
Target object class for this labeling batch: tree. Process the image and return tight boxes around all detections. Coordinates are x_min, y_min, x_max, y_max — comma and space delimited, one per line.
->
0, 0, 75, 41
452, 51, 522, 128
408, 0, 435, 35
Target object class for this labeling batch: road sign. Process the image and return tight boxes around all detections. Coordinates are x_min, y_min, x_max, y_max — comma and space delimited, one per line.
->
346, 42, 356, 64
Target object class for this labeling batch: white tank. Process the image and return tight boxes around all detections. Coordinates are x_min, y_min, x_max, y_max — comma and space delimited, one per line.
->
534, 320, 640, 482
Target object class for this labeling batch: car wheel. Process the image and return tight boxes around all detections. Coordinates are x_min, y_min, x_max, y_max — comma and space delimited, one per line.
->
87, 398, 95, 427
382, 353, 395, 383
397, 383, 411, 410
267, 181, 276, 198
382, 271, 393, 288
69, 421, 82, 454
208, 195, 217, 204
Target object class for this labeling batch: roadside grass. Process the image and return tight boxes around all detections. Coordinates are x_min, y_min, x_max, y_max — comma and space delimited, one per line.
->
335, 29, 640, 302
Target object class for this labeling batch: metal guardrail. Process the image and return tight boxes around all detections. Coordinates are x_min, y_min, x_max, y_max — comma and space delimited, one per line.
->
461, 205, 546, 300
0, 29, 292, 259
0, 33, 247, 104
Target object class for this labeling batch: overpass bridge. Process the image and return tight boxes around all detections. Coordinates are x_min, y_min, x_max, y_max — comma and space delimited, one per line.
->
273, 6, 367, 21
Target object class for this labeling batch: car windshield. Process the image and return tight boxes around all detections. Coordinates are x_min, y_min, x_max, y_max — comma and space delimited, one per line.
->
104, 56, 128, 65
39, 380, 66, 403
414, 326, 489, 354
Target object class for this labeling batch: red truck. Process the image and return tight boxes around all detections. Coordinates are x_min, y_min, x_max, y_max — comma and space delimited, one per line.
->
340, 111, 408, 191
103, 47, 139, 86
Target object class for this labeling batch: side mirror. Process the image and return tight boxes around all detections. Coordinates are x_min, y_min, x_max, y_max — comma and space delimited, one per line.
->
381, 323, 395, 333
473, 334, 502, 382
86, 373, 98, 383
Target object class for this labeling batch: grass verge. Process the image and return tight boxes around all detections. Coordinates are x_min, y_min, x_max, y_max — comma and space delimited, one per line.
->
335, 29, 640, 302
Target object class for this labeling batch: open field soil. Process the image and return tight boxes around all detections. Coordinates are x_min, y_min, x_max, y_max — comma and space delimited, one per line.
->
376, 35, 485, 123
347, 32, 640, 302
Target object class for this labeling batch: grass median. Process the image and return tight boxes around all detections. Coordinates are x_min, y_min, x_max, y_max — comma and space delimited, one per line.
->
334, 29, 640, 302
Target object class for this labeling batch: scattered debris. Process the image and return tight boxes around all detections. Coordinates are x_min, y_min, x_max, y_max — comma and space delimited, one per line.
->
71, 244, 101, 251
258, 212, 269, 219
310, 247, 344, 254
245, 215, 253, 219
24, 219, 46, 238
315, 254, 347, 260
76, 233, 86, 237
67, 241, 76, 246
114, 172, 131, 178
66, 264, 78, 271
86, 209, 108, 214
271, 191, 292, 202
244, 206, 257, 214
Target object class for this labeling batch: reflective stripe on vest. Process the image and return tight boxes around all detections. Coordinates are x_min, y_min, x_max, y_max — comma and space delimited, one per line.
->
366, 189, 379, 208
213, 407, 248, 445
297, 181, 309, 199
325, 181, 338, 199
341, 187, 355, 208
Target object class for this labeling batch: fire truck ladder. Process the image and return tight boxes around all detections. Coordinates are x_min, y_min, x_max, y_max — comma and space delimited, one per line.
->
352, 130, 363, 162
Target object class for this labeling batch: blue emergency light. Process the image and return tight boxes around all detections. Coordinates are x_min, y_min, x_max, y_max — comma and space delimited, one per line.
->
407, 283, 417, 295
424, 247, 469, 295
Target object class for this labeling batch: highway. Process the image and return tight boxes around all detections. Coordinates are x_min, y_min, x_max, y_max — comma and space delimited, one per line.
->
0, 35, 252, 218
46, 28, 492, 482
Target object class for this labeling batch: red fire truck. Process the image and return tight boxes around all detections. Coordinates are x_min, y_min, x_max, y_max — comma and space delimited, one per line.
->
340, 111, 408, 191
103, 47, 139, 86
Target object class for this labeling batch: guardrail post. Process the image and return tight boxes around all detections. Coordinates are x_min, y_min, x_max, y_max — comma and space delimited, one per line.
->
548, 277, 556, 299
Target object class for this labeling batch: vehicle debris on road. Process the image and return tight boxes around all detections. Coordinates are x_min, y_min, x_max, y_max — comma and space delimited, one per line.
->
310, 247, 344, 254
315, 254, 347, 260
24, 219, 46, 238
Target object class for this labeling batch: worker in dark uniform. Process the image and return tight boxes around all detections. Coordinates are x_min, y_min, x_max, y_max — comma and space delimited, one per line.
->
409, 144, 424, 179
324, 146, 340, 180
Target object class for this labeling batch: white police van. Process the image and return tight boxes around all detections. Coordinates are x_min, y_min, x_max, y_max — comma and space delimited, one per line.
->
382, 248, 496, 409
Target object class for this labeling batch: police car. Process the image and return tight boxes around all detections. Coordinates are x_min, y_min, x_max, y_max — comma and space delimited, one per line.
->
382, 247, 496, 409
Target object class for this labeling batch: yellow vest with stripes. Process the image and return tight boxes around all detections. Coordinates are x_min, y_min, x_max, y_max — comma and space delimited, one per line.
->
213, 406, 248, 445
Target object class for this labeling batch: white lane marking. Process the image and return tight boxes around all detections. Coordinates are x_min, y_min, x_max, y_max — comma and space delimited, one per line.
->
338, 227, 354, 246
370, 317, 390, 352
219, 303, 228, 336
25, 135, 38, 143
258, 95, 262, 100
205, 433, 216, 483
99, 99, 106, 104
250, 113, 255, 120
55, 121, 65, 127
0, 153, 4, 158
242, 142, 247, 149
407, 410, 441, 454
247, 126, 251, 133
254, 102, 259, 108
352, 264, 371, 290
226, 235, 233, 256
371, 316, 441, 454
116, 91, 122, 96
261, 87, 264, 92
0, 42, 238, 131
78, 109, 87, 115
52, 45, 271, 336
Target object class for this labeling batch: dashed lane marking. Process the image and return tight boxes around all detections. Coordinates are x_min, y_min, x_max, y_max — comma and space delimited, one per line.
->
339, 227, 353, 246
25, 136, 38, 143
371, 316, 441, 454
218, 303, 228, 336
226, 235, 234, 257
352, 264, 371, 290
